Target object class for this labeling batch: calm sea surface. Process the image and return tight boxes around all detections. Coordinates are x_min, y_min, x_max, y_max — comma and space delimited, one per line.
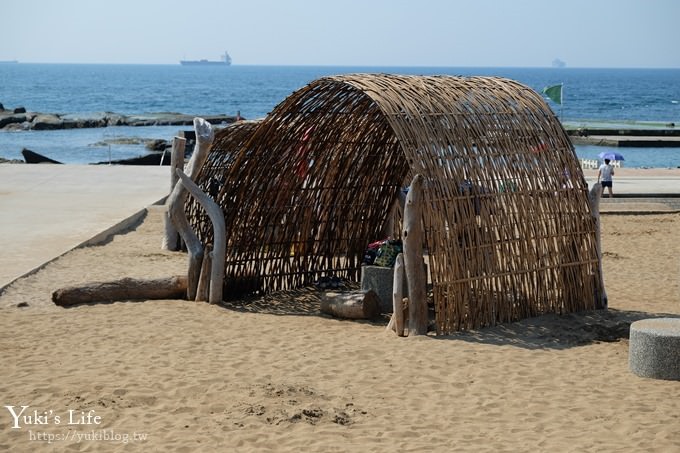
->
1, 64, 679, 166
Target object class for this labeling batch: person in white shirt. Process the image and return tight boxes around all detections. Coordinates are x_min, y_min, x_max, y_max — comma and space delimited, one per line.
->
597, 158, 615, 198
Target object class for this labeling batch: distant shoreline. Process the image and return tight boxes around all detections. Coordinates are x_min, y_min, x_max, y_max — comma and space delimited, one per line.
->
0, 108, 238, 131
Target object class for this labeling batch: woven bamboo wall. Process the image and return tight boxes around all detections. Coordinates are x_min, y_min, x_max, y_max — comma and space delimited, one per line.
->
187, 74, 603, 333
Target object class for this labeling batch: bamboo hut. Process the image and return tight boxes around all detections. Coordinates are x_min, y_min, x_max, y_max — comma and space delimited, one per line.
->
187, 74, 604, 334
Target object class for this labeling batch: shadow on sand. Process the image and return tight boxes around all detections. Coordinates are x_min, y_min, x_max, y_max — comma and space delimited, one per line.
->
55, 282, 674, 351
429, 308, 677, 350
219, 290, 674, 350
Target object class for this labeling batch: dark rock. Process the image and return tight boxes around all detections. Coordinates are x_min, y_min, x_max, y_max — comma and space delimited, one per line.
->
105, 114, 127, 126
60, 119, 80, 129
31, 113, 63, 130
0, 113, 27, 128
92, 137, 146, 147
0, 156, 25, 164
2, 122, 29, 131
145, 139, 170, 152
2, 108, 237, 130
0, 102, 4, 111
16, 302, 29, 308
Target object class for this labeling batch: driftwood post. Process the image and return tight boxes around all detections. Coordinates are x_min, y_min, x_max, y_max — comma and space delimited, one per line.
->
404, 174, 428, 335
195, 246, 212, 302
167, 118, 215, 300
162, 137, 186, 251
386, 253, 407, 336
588, 181, 607, 309
176, 169, 225, 304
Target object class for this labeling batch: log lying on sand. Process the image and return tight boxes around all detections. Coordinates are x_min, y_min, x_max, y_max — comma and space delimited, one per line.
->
52, 276, 188, 307
320, 290, 381, 320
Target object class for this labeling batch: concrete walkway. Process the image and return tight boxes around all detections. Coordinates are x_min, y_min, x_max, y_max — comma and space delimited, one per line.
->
583, 173, 680, 196
582, 169, 680, 213
0, 164, 170, 290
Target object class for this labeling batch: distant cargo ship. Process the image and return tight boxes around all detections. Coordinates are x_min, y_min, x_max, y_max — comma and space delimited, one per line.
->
180, 52, 231, 66
552, 58, 566, 68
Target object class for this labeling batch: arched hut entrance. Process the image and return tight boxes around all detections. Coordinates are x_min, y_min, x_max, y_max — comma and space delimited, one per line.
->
189, 74, 603, 334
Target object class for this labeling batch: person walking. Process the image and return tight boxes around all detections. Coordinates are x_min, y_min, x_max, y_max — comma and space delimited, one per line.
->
597, 158, 615, 198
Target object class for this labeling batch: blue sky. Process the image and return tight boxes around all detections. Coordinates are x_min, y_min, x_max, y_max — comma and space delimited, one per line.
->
3, 0, 679, 67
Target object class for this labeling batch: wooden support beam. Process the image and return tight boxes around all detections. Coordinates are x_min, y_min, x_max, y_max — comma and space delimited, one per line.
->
195, 247, 212, 302
161, 137, 185, 251
404, 174, 428, 335
176, 168, 226, 304
588, 181, 607, 309
386, 253, 407, 336
167, 118, 215, 300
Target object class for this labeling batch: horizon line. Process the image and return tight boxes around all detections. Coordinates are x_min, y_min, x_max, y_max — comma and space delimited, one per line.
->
2, 61, 680, 70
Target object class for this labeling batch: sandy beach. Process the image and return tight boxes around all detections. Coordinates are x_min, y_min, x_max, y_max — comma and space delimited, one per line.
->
1, 202, 679, 452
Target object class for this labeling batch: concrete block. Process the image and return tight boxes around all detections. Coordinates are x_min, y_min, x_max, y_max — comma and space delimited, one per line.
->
361, 265, 403, 314
629, 317, 680, 381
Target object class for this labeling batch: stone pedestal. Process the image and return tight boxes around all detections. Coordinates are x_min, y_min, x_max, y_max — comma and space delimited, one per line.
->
629, 318, 680, 381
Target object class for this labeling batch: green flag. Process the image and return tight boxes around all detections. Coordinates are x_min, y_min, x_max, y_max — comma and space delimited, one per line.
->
543, 84, 563, 105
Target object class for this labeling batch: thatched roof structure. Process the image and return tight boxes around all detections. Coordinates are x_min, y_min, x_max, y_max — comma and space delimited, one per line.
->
188, 74, 603, 334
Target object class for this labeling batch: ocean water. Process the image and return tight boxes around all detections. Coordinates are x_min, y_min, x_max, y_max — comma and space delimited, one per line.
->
1, 64, 679, 166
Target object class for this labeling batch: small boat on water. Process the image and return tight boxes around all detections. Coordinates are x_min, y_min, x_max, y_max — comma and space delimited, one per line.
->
180, 51, 231, 66
21, 148, 172, 166
22, 148, 63, 164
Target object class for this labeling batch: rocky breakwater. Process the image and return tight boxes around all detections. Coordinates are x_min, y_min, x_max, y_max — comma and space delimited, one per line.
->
0, 103, 239, 131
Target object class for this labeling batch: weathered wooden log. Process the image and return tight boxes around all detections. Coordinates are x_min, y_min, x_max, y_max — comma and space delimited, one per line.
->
184, 117, 215, 179
195, 247, 212, 302
320, 290, 381, 319
389, 298, 410, 334
161, 137, 186, 251
387, 298, 409, 334
386, 253, 407, 336
52, 276, 188, 306
168, 183, 202, 301
588, 181, 607, 309
404, 174, 428, 335
167, 118, 215, 300
177, 168, 226, 304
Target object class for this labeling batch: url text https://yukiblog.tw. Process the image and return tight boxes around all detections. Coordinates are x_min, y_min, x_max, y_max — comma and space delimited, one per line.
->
28, 429, 148, 445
